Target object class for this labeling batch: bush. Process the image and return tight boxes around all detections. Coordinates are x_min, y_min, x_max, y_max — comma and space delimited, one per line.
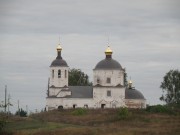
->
146, 105, 173, 114
15, 108, 27, 117
117, 107, 131, 120
0, 120, 6, 134
72, 108, 87, 116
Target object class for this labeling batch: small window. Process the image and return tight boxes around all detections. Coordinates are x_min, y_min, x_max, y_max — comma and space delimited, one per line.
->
107, 78, 111, 83
97, 78, 100, 83
107, 90, 111, 97
112, 103, 116, 108
52, 70, 54, 78
84, 104, 88, 108
65, 70, 67, 78
58, 70, 61, 78
101, 104, 105, 109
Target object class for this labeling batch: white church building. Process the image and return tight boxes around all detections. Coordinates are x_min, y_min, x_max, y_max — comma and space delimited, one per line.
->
46, 43, 146, 110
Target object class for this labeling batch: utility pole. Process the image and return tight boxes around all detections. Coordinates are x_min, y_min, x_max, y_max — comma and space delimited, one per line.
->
4, 85, 7, 112
18, 100, 20, 115
47, 78, 50, 97
8, 94, 10, 115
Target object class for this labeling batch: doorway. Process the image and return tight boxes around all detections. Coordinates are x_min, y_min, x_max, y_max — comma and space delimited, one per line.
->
73, 104, 76, 109
101, 104, 105, 109
58, 105, 63, 110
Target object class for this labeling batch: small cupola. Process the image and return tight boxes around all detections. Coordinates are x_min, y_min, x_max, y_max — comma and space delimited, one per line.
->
105, 46, 113, 59
128, 80, 133, 89
94, 46, 122, 70
56, 43, 62, 59
125, 79, 145, 100
50, 42, 68, 67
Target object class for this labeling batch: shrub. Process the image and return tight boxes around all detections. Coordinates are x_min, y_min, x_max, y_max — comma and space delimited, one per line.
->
15, 108, 27, 117
146, 105, 173, 114
117, 107, 131, 120
72, 108, 87, 116
0, 120, 6, 134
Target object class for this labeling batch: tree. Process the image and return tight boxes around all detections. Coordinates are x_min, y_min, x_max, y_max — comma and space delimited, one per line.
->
15, 108, 27, 117
0, 101, 4, 108
160, 69, 180, 105
69, 68, 92, 86
0, 98, 13, 114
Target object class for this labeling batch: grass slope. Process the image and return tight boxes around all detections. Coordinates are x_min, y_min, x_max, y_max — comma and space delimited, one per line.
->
2, 109, 180, 135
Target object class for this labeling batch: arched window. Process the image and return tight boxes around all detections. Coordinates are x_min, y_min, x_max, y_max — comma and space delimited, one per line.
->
65, 70, 67, 78
107, 90, 111, 97
58, 70, 61, 78
97, 78, 100, 83
107, 78, 111, 83
52, 70, 54, 78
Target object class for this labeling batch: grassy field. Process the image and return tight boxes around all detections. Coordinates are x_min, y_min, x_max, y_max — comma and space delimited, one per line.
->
1, 108, 180, 135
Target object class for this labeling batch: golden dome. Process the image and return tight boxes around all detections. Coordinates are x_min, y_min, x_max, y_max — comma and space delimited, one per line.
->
128, 80, 132, 84
105, 46, 113, 55
56, 43, 62, 51
128, 80, 133, 89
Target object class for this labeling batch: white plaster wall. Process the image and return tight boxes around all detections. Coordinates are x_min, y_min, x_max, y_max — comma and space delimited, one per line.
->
46, 98, 94, 110
57, 91, 71, 97
49, 67, 69, 87
125, 99, 146, 108
93, 87, 125, 108
93, 70, 124, 86
49, 88, 61, 96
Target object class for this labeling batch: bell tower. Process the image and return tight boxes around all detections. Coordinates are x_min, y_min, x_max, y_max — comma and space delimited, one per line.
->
49, 43, 69, 88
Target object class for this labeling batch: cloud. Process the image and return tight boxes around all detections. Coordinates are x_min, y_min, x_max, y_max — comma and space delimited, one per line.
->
0, 0, 180, 112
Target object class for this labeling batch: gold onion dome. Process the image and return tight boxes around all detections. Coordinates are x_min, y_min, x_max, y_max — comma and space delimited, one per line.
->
94, 45, 122, 69
50, 42, 68, 67
128, 80, 133, 89
128, 80, 133, 84
105, 46, 113, 55
56, 43, 62, 51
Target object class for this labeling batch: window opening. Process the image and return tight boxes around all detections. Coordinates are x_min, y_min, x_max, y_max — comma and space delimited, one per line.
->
84, 104, 88, 108
73, 104, 76, 109
65, 70, 67, 78
107, 90, 111, 97
101, 104, 105, 109
52, 70, 54, 78
97, 78, 100, 83
107, 78, 111, 83
58, 70, 61, 78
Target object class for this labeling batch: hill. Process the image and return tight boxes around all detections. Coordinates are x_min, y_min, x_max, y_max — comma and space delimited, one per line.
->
1, 108, 180, 135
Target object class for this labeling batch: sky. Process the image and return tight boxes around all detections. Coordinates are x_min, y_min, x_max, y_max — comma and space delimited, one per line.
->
0, 0, 180, 113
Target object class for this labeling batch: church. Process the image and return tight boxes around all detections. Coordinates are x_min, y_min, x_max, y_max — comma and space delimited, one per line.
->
46, 43, 146, 110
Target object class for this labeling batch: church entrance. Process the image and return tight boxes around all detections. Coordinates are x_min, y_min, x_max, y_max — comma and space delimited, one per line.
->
73, 104, 77, 109
101, 104, 105, 109
58, 105, 63, 110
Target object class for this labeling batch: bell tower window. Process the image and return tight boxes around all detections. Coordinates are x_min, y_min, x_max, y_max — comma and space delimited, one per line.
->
52, 70, 54, 78
58, 70, 61, 78
65, 70, 67, 78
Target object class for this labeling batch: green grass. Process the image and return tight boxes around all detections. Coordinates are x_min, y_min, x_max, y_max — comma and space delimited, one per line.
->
2, 108, 180, 135
4, 117, 83, 135
71, 108, 87, 116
